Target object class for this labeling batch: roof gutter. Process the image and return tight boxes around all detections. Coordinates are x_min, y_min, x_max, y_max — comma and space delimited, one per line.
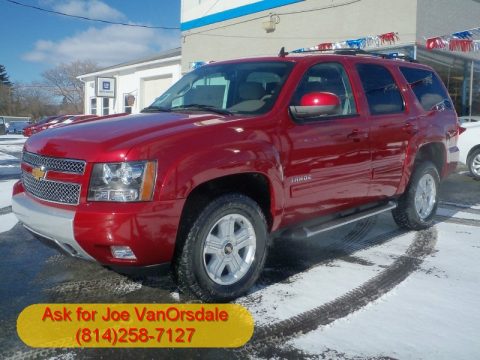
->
77, 55, 182, 80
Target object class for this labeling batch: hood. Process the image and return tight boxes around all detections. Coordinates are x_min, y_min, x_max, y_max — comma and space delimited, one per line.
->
24, 112, 241, 162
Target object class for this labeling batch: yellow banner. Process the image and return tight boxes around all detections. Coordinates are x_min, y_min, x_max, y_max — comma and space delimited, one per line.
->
17, 304, 254, 348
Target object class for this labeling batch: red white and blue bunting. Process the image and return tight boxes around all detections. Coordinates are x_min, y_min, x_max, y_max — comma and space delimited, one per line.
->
426, 27, 480, 52
291, 32, 399, 53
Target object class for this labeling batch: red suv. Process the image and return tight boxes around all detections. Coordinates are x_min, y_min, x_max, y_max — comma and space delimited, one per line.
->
12, 52, 460, 301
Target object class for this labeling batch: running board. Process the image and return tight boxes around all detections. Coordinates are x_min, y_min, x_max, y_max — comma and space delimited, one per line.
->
283, 201, 397, 240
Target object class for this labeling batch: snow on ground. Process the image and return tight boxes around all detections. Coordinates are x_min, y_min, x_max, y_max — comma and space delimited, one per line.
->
0, 135, 24, 232
440, 201, 480, 211
0, 180, 17, 208
0, 134, 25, 162
0, 180, 18, 232
0, 152, 17, 161
237, 215, 414, 326
0, 213, 18, 232
437, 207, 480, 221
0, 134, 27, 144
0, 144, 24, 153
289, 220, 480, 360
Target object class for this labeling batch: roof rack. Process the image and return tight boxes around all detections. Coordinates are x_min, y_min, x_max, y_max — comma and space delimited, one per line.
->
278, 47, 416, 62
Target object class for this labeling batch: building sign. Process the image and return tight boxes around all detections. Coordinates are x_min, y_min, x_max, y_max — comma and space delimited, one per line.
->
181, 0, 304, 31
96, 77, 115, 98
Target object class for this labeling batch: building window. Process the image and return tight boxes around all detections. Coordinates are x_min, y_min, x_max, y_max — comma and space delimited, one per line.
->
103, 97, 109, 115
90, 98, 97, 115
124, 94, 134, 114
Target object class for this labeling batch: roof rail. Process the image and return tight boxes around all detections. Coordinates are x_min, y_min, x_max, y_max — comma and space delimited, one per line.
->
278, 47, 417, 62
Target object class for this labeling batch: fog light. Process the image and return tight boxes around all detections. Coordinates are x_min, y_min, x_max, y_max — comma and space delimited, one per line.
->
111, 246, 137, 260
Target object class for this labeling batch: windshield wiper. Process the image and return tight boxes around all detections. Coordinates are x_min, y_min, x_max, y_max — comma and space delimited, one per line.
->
171, 104, 233, 116
141, 105, 171, 113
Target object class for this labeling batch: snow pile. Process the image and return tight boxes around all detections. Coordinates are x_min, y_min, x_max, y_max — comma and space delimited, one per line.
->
0, 179, 17, 208
289, 220, 480, 359
0, 180, 18, 232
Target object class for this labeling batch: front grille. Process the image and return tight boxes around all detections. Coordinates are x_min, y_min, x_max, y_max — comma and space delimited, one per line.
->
23, 152, 86, 174
22, 170, 81, 205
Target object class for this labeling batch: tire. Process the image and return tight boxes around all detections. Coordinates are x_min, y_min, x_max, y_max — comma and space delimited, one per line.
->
175, 193, 268, 302
467, 148, 480, 180
392, 161, 440, 230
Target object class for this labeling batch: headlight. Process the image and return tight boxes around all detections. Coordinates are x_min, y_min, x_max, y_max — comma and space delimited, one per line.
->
88, 161, 157, 202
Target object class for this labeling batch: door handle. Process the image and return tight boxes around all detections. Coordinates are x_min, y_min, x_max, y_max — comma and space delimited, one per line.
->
403, 121, 419, 134
347, 129, 368, 142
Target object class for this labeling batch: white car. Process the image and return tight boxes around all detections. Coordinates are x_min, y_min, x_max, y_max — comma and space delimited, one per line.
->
458, 116, 480, 180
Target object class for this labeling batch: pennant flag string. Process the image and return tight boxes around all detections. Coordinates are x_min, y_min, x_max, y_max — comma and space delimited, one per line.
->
425, 26, 480, 52
291, 31, 400, 53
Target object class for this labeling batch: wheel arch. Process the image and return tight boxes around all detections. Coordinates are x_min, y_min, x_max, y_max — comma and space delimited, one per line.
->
172, 172, 277, 269
467, 144, 480, 162
414, 142, 446, 178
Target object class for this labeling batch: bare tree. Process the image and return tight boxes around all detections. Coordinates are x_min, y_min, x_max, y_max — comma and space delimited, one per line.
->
0, 83, 13, 114
42, 60, 98, 114
11, 83, 59, 119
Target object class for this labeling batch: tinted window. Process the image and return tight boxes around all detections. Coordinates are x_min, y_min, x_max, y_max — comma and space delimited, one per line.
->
291, 62, 357, 116
357, 64, 404, 115
400, 67, 452, 111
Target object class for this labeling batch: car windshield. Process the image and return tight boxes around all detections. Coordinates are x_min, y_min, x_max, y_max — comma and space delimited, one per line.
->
145, 61, 294, 115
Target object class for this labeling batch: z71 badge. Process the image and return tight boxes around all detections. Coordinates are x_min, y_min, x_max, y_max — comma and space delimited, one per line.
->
291, 175, 312, 183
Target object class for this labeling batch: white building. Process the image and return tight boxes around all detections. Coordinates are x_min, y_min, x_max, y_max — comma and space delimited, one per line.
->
78, 48, 181, 115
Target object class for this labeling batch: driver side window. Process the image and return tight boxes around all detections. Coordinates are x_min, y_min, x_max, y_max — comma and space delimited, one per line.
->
291, 62, 357, 116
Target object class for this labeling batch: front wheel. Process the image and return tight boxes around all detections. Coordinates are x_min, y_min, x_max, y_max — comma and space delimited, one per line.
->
392, 161, 440, 230
175, 193, 268, 302
467, 148, 480, 180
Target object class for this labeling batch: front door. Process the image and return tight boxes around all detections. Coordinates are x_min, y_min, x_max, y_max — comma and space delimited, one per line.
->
281, 61, 371, 226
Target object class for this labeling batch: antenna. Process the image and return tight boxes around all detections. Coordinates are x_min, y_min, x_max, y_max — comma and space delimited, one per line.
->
278, 47, 289, 57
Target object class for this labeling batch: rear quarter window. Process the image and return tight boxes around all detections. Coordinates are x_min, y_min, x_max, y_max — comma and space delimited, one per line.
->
399, 67, 452, 112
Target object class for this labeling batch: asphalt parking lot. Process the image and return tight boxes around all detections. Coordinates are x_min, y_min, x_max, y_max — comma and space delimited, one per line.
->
1, 134, 479, 360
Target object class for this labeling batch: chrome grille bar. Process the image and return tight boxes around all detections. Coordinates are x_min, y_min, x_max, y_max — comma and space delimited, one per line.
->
23, 151, 86, 174
22, 170, 81, 205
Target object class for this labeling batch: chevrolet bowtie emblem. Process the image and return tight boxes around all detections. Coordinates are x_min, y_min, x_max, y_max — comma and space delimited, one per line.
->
31, 166, 46, 181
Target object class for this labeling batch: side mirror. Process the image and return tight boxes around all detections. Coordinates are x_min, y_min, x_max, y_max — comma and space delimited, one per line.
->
290, 92, 341, 119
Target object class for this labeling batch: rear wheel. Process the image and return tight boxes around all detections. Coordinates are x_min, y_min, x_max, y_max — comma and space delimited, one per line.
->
175, 193, 268, 302
467, 148, 480, 180
392, 161, 440, 230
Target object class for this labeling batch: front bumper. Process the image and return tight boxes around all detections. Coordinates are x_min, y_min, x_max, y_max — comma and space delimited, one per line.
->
12, 192, 95, 261
12, 183, 185, 266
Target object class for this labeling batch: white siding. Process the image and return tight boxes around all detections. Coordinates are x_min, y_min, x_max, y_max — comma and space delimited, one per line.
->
140, 75, 173, 109
81, 56, 182, 115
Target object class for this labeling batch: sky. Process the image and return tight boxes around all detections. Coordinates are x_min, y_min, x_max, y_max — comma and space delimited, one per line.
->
0, 0, 181, 83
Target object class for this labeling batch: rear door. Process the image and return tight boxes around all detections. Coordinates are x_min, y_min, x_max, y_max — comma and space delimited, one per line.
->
282, 61, 371, 225
355, 62, 413, 198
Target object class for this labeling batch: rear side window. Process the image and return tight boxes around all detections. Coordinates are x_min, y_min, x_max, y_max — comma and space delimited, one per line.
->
400, 67, 452, 111
356, 64, 404, 115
